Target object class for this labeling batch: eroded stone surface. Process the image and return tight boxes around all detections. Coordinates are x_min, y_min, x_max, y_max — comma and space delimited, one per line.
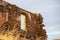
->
0, 0, 47, 40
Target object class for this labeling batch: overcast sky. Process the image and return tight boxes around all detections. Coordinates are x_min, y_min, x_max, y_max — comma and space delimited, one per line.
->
5, 0, 60, 40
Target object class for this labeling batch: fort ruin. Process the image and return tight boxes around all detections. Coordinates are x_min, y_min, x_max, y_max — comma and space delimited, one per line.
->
0, 0, 47, 40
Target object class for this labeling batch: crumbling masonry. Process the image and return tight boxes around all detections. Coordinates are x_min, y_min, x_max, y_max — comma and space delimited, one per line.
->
0, 0, 47, 40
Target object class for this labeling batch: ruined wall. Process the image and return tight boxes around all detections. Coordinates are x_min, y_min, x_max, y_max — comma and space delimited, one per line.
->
0, 0, 47, 40
0, 1, 21, 40
25, 13, 47, 40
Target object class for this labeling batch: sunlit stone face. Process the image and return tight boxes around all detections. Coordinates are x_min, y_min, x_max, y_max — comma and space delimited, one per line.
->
0, 12, 8, 26
0, 12, 5, 25
16, 16, 20, 21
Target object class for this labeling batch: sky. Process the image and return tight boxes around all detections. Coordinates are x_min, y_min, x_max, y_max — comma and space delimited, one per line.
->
5, 0, 60, 40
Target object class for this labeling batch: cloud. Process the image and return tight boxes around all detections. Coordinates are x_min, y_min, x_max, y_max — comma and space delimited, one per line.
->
47, 32, 60, 35
45, 24, 60, 33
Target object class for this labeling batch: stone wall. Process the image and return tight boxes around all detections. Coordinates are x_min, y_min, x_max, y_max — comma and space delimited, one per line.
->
0, 0, 47, 40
